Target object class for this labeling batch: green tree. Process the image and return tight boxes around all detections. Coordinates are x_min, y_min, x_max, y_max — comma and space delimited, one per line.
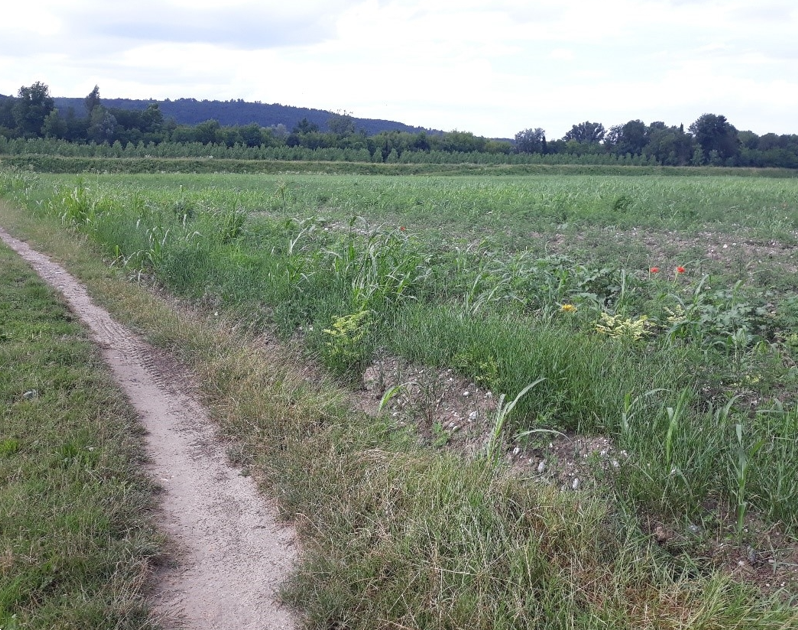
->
411, 131, 431, 152
563, 121, 605, 144
84, 85, 101, 115
194, 119, 222, 145
292, 118, 319, 134
514, 127, 546, 153
644, 122, 693, 166
140, 103, 164, 134
42, 109, 68, 139
87, 106, 117, 143
690, 146, 705, 166
12, 81, 55, 137
0, 96, 16, 136
438, 130, 486, 153
239, 122, 264, 147
688, 114, 740, 163
605, 120, 648, 156
327, 111, 355, 137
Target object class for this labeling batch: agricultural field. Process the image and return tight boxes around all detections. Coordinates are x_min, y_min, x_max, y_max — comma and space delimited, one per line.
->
2, 166, 798, 628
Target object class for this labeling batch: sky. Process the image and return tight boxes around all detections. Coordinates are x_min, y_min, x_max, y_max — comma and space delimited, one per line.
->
1, 0, 797, 139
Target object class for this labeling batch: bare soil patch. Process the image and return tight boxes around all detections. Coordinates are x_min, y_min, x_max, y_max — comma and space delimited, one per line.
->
0, 226, 297, 630
358, 354, 618, 489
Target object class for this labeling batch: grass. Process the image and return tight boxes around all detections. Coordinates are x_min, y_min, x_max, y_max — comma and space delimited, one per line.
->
0, 242, 160, 629
4, 169, 798, 530
2, 167, 798, 627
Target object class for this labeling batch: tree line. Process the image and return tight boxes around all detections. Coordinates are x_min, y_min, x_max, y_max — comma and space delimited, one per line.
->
1, 81, 797, 168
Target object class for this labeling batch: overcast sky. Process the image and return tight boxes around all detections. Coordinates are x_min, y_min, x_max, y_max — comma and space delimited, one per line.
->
2, 0, 796, 139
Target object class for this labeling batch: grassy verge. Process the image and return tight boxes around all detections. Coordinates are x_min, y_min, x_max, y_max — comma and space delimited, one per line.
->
2, 176, 797, 626
0, 242, 160, 629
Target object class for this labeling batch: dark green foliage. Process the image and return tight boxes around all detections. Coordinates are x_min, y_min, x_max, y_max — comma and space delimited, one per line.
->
2, 80, 798, 168
11, 82, 54, 138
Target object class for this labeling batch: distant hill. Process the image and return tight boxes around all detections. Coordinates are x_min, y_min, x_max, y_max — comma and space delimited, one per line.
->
51, 96, 439, 136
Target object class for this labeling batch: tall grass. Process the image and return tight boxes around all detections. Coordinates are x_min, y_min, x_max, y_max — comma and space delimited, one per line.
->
4, 168, 798, 536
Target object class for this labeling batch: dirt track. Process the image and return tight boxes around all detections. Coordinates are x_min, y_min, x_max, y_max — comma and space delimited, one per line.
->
0, 226, 297, 630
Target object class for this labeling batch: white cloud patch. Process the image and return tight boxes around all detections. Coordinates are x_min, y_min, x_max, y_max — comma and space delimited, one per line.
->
549, 49, 575, 61
1, 0, 797, 137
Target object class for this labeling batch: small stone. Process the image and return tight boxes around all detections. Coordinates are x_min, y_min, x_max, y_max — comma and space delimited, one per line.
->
23, 390, 39, 400
611, 459, 620, 469
537, 461, 546, 474
468, 411, 478, 421
512, 447, 520, 456
571, 478, 580, 490
462, 391, 470, 397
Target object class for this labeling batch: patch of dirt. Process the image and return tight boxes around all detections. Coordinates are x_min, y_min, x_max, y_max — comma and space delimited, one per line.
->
642, 512, 798, 599
0, 227, 297, 630
356, 355, 619, 490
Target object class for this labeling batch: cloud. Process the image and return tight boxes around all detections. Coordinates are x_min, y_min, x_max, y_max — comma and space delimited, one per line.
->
0, 0, 364, 55
548, 49, 575, 61
1, 0, 797, 137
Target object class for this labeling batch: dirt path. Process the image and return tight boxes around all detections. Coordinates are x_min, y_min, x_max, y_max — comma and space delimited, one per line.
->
0, 227, 297, 630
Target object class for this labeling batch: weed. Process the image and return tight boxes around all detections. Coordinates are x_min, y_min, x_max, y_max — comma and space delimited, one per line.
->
322, 309, 371, 375
485, 378, 545, 460
595, 311, 652, 340
731, 419, 766, 536
58, 177, 97, 226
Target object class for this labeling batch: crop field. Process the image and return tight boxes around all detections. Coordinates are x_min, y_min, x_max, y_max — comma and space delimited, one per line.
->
3, 166, 798, 627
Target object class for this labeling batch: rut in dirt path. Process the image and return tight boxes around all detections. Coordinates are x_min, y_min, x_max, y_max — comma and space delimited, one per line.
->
0, 227, 297, 630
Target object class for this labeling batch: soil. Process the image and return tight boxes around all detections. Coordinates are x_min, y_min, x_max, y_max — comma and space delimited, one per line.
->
357, 354, 619, 489
0, 227, 297, 630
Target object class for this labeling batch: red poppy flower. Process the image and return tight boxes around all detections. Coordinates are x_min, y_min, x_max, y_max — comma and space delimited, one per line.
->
676, 266, 685, 274
650, 267, 659, 273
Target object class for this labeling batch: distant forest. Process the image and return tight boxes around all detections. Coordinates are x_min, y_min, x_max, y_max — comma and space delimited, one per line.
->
51, 95, 433, 136
2, 81, 798, 168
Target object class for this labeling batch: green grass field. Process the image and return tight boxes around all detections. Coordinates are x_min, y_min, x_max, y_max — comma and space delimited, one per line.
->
0, 241, 160, 629
2, 165, 798, 628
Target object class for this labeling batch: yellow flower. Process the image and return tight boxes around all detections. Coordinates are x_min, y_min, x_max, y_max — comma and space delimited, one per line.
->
560, 304, 577, 313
